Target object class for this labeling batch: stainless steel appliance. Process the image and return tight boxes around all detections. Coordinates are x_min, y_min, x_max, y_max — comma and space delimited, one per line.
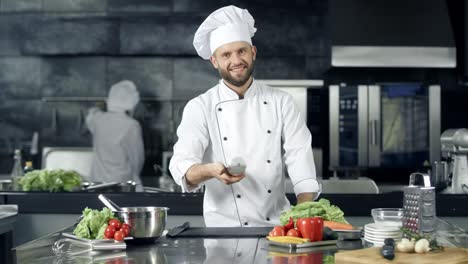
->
329, 83, 441, 171
440, 128, 468, 194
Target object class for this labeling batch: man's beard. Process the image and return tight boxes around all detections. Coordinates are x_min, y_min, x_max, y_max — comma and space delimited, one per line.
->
218, 62, 255, 87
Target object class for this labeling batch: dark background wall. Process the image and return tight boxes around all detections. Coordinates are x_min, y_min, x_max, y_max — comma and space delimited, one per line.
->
1, 0, 468, 179
0, 0, 330, 175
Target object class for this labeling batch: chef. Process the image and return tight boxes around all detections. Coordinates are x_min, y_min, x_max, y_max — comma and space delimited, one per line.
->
86, 80, 144, 190
169, 5, 320, 227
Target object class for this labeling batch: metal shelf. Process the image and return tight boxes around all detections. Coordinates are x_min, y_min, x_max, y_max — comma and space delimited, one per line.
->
41, 97, 190, 102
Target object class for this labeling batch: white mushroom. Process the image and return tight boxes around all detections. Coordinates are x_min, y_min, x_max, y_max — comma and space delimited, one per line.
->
396, 238, 415, 253
414, 238, 431, 253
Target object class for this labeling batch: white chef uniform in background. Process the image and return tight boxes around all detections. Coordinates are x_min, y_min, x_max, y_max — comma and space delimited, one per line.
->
86, 80, 144, 190
170, 5, 320, 227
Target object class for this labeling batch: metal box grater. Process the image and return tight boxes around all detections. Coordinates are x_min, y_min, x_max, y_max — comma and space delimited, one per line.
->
402, 172, 436, 234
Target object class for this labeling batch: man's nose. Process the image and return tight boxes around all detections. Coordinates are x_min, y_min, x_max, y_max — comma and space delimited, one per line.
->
230, 53, 243, 64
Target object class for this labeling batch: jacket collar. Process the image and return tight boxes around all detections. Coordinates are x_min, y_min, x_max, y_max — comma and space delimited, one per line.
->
218, 79, 257, 101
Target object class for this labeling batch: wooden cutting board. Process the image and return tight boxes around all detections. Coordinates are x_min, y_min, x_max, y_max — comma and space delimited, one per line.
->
335, 247, 468, 264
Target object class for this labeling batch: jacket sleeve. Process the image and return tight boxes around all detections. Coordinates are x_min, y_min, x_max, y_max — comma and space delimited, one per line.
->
169, 99, 209, 192
281, 94, 321, 197
125, 121, 145, 187
85, 107, 102, 133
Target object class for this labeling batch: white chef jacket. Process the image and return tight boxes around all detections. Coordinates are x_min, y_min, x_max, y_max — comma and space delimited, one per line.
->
86, 109, 144, 188
169, 79, 319, 227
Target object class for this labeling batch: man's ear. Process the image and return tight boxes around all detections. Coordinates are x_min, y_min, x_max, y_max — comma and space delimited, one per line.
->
251, 45, 257, 61
209, 56, 219, 69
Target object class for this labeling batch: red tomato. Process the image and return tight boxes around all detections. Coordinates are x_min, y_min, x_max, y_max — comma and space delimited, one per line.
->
286, 228, 301, 238
114, 230, 125, 241
282, 217, 294, 233
120, 225, 131, 237
104, 225, 116, 239
108, 218, 122, 230
268, 226, 285, 237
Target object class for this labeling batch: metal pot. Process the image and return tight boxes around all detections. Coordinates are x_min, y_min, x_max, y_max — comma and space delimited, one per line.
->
98, 194, 169, 241
118, 181, 136, 192
115, 207, 169, 241
0, 180, 12, 191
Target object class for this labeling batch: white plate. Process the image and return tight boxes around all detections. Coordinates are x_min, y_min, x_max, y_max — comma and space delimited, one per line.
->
364, 237, 401, 244
364, 235, 402, 242
364, 239, 385, 247
373, 221, 402, 227
364, 233, 402, 240
364, 223, 401, 232
364, 230, 402, 237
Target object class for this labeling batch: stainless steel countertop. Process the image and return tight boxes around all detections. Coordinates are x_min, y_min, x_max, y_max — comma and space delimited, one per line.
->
13, 218, 468, 264
14, 225, 338, 264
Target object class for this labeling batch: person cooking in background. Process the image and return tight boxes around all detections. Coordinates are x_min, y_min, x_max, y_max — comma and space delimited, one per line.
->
86, 80, 144, 191
169, 5, 320, 227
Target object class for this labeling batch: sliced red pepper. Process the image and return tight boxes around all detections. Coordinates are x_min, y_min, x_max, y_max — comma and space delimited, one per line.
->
283, 217, 294, 233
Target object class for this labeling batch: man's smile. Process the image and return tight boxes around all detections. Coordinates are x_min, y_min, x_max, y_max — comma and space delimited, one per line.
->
229, 64, 247, 73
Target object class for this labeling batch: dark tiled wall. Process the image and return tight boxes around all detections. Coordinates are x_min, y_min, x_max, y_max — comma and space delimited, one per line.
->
0, 0, 329, 174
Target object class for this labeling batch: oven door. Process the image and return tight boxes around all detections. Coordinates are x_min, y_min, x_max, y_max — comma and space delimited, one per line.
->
368, 84, 440, 168
330, 83, 440, 169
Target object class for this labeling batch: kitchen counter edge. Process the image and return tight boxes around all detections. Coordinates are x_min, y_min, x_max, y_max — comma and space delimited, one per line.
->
1, 192, 467, 216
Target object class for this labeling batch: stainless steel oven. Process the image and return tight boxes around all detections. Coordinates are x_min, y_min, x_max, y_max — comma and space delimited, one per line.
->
329, 83, 441, 170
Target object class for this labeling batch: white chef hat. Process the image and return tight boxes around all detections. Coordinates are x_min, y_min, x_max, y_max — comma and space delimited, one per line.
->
193, 5, 257, 60
107, 80, 140, 112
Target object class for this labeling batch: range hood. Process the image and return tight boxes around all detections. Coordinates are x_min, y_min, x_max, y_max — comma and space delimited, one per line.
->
329, 0, 456, 68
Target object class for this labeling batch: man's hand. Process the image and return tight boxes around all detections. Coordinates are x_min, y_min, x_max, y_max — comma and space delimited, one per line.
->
185, 162, 246, 186
211, 162, 246, 185
296, 192, 316, 204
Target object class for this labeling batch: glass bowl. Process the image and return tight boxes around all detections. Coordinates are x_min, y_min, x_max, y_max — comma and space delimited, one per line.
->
371, 208, 403, 227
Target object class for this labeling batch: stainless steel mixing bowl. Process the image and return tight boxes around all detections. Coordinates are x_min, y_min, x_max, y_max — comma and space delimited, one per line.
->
115, 207, 169, 240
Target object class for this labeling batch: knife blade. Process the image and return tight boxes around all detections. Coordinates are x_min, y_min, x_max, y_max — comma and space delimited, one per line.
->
166, 222, 190, 237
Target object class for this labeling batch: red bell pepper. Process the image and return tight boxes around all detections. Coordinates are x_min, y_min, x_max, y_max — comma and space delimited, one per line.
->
272, 256, 287, 264
283, 217, 294, 233
298, 252, 323, 264
296, 217, 324, 242
313, 217, 324, 241
296, 217, 315, 241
